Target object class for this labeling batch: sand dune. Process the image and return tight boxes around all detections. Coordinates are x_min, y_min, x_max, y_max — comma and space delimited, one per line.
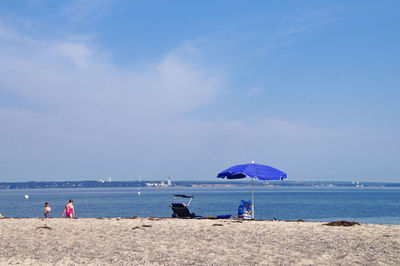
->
0, 218, 399, 265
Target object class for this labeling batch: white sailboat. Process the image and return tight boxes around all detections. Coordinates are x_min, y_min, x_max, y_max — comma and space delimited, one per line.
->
138, 176, 142, 195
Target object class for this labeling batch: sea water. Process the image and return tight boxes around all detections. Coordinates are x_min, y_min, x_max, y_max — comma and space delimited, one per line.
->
0, 186, 399, 225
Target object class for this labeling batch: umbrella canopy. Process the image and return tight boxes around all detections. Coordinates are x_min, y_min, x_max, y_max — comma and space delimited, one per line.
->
217, 161, 287, 219
217, 162, 287, 181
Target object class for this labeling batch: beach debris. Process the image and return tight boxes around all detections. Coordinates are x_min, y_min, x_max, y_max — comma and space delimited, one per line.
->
131, 225, 152, 230
285, 219, 306, 222
212, 223, 224, 226
148, 217, 166, 220
0, 213, 4, 219
323, 221, 360, 227
131, 216, 139, 219
36, 225, 52, 230
24, 194, 29, 199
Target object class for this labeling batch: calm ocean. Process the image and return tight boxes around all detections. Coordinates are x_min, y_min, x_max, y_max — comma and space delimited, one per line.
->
1, 186, 399, 224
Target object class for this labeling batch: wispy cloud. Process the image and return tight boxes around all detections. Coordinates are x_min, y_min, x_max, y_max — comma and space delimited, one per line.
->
241, 87, 263, 98
173, 7, 344, 62
0, 21, 28, 42
258, 9, 343, 53
61, 0, 117, 22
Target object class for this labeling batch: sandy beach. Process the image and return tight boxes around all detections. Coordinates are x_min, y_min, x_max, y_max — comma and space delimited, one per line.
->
0, 218, 399, 265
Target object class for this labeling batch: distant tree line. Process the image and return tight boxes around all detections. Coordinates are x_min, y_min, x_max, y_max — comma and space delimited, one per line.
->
0, 180, 399, 189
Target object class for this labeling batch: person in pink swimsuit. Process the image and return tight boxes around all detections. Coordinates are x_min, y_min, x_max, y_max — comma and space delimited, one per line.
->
62, 200, 75, 218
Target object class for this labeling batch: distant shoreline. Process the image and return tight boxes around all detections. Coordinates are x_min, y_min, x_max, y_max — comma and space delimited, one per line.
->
1, 180, 400, 189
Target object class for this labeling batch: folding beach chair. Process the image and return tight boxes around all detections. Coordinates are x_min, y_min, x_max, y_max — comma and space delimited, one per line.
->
170, 194, 196, 218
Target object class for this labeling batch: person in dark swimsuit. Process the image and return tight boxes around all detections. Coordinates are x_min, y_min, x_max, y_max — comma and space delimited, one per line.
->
44, 202, 51, 218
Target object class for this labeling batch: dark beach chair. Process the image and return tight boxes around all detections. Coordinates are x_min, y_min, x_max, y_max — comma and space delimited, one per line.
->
170, 194, 196, 218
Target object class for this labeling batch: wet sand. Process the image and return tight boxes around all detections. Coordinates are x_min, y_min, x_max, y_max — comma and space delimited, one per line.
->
0, 218, 399, 265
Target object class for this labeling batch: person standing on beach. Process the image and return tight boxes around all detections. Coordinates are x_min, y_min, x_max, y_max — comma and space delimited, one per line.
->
62, 200, 75, 218
44, 202, 51, 218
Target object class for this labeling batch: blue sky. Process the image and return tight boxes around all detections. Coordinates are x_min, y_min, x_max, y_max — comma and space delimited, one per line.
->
0, 0, 399, 181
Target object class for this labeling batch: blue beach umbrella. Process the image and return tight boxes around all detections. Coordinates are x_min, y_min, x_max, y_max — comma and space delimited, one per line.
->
217, 161, 287, 219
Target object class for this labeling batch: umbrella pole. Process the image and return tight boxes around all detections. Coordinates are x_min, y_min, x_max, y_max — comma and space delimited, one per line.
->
251, 178, 254, 219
